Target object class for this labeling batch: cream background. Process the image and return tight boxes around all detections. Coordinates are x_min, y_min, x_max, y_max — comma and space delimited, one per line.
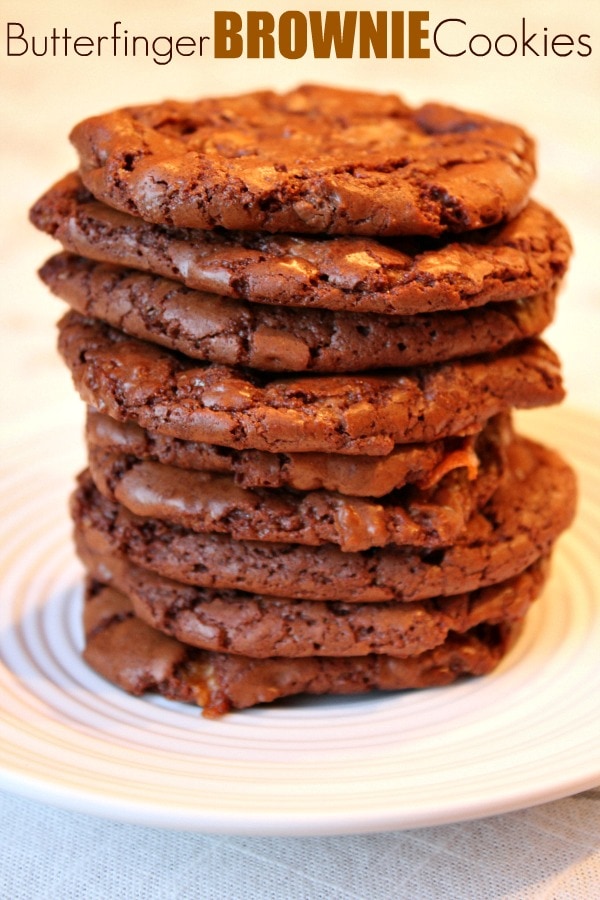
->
1, 0, 599, 442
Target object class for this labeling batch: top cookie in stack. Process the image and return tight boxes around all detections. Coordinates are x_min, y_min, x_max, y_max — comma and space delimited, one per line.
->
30, 85, 576, 716
67, 84, 536, 235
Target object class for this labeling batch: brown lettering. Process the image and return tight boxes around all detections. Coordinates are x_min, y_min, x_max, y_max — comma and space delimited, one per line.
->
359, 11, 387, 58
310, 11, 357, 59
408, 11, 429, 58
279, 11, 307, 59
214, 11, 243, 58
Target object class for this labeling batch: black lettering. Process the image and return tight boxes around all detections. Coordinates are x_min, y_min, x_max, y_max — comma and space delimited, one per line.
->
552, 34, 574, 57
132, 34, 149, 57
6, 21, 27, 56
30, 35, 48, 57
152, 35, 173, 65
49, 27, 59, 55
175, 36, 196, 57
495, 33, 518, 57
74, 35, 94, 56
111, 21, 123, 55
433, 18, 466, 57
469, 33, 491, 57
521, 18, 539, 56
578, 34, 592, 57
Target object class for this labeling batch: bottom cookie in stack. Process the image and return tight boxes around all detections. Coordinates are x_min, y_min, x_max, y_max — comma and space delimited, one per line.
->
80, 582, 535, 718
72, 431, 576, 716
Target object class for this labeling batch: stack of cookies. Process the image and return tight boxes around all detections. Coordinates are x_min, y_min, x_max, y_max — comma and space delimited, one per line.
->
30, 85, 576, 716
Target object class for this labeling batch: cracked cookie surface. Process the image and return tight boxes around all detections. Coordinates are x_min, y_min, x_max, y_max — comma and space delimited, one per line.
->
58, 312, 564, 453
40, 251, 557, 372
80, 544, 547, 660
30, 174, 571, 315
69, 85, 536, 236
82, 581, 523, 716
72, 437, 577, 603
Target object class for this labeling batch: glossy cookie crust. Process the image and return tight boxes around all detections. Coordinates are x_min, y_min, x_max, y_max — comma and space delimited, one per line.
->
72, 437, 577, 604
40, 251, 557, 373
30, 174, 570, 315
70, 85, 536, 237
58, 312, 564, 454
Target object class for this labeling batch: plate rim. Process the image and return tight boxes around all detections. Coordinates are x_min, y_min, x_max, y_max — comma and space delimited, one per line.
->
0, 405, 598, 836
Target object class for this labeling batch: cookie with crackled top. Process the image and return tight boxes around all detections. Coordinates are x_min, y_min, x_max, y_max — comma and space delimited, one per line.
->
85, 414, 503, 551
69, 85, 536, 237
39, 251, 557, 373
58, 312, 564, 454
30, 174, 571, 316
82, 580, 524, 716
72, 436, 577, 604
79, 541, 546, 660
86, 409, 503, 498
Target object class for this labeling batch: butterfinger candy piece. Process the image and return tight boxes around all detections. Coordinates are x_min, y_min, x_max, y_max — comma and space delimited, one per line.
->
86, 425, 502, 551
86, 408, 492, 498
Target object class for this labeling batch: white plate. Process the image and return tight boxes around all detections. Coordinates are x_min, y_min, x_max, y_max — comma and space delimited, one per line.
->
0, 406, 598, 836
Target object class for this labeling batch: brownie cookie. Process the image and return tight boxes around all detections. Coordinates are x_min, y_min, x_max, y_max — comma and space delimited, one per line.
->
87, 409, 498, 498
30, 174, 571, 315
58, 312, 564, 453
82, 581, 522, 716
69, 85, 536, 237
40, 252, 557, 373
72, 436, 577, 603
86, 427, 503, 551
79, 541, 547, 658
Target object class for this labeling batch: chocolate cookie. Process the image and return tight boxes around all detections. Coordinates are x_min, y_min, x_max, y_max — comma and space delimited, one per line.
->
40, 252, 557, 373
58, 312, 564, 453
82, 581, 522, 716
86, 408, 495, 498
30, 174, 571, 315
86, 425, 503, 551
72, 437, 577, 603
79, 541, 547, 658
69, 85, 536, 236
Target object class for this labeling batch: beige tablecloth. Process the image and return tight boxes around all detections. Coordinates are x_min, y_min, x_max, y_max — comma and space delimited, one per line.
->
1, 787, 599, 899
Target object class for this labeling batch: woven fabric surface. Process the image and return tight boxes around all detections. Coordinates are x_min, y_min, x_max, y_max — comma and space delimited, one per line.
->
1, 787, 599, 900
